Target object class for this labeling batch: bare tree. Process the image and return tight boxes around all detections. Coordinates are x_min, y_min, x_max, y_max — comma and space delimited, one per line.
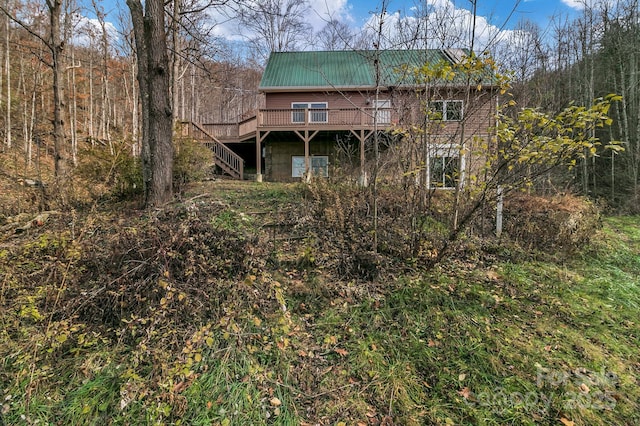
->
126, 0, 174, 206
237, 0, 312, 63
316, 19, 354, 51
0, 0, 76, 193
3, 0, 11, 150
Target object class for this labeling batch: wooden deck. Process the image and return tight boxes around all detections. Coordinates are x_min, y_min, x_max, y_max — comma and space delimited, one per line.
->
189, 107, 399, 143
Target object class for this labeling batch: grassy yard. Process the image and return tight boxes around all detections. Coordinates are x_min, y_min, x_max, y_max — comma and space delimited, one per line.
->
0, 181, 638, 425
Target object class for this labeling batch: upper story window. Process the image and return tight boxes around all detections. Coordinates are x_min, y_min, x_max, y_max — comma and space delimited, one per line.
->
292, 102, 328, 123
373, 99, 391, 124
428, 100, 463, 121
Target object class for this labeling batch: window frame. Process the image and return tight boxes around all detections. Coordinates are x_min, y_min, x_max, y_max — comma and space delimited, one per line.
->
428, 144, 459, 189
428, 100, 464, 121
291, 102, 328, 124
373, 99, 391, 124
291, 155, 329, 178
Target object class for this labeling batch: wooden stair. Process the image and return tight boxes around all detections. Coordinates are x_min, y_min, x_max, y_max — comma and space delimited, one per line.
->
179, 121, 244, 180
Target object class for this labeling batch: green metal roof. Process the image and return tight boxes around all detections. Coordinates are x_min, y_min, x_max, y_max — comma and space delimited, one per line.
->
259, 49, 478, 91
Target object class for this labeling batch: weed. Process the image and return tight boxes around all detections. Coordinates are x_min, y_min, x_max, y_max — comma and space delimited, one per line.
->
1, 183, 638, 425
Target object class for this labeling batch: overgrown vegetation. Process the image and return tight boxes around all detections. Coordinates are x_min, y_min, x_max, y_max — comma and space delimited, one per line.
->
173, 137, 215, 194
1, 180, 637, 425
76, 140, 144, 200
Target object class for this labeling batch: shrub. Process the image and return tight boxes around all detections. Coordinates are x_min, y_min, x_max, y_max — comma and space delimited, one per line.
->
503, 193, 601, 251
622, 188, 640, 215
76, 141, 143, 200
301, 179, 453, 278
173, 137, 214, 193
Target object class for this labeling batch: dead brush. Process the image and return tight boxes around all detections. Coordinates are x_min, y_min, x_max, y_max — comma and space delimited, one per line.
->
503, 193, 601, 251
61, 203, 259, 337
302, 179, 452, 278
304, 178, 377, 279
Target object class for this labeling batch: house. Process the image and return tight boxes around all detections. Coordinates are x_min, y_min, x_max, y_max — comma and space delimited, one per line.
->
181, 49, 498, 185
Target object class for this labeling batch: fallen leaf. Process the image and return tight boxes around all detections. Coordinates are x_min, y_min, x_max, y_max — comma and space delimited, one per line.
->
560, 417, 575, 426
173, 381, 187, 393
335, 348, 349, 357
457, 387, 472, 399
270, 397, 281, 407
580, 383, 590, 394
458, 373, 466, 381
486, 270, 500, 281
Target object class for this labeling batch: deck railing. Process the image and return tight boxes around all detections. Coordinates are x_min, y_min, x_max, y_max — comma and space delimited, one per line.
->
195, 107, 400, 140
198, 116, 258, 142
257, 107, 397, 128
178, 121, 244, 180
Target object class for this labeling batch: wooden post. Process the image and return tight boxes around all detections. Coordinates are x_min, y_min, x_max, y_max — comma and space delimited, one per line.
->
496, 185, 503, 238
304, 131, 310, 181
256, 131, 264, 182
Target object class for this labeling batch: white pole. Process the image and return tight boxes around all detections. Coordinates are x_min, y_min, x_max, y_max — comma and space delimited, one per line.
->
496, 185, 503, 238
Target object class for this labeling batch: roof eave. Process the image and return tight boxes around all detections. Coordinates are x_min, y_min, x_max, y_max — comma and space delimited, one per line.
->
258, 82, 500, 93
259, 85, 377, 93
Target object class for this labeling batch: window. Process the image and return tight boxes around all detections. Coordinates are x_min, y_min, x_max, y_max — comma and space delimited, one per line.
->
311, 156, 329, 177
374, 100, 391, 124
292, 156, 305, 177
429, 156, 457, 188
292, 102, 328, 123
428, 100, 463, 121
428, 144, 459, 189
292, 156, 329, 178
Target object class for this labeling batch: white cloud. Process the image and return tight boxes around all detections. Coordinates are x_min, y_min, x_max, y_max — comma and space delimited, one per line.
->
208, 0, 353, 43
360, 0, 518, 52
560, 0, 619, 10
561, 0, 586, 9
72, 15, 119, 50
200, 0, 536, 62
308, 0, 354, 27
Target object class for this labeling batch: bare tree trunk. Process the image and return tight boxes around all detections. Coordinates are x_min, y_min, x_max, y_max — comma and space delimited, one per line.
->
17, 52, 31, 169
49, 0, 68, 186
127, 0, 174, 207
127, 0, 150, 190
171, 0, 181, 122
131, 55, 139, 153
68, 47, 78, 165
94, 4, 112, 150
89, 48, 94, 142
4, 6, 11, 149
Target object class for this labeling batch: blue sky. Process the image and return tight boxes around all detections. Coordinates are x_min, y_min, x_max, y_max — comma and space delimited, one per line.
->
341, 0, 582, 31
90, 0, 583, 33
84, 0, 585, 55
201, 0, 585, 50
